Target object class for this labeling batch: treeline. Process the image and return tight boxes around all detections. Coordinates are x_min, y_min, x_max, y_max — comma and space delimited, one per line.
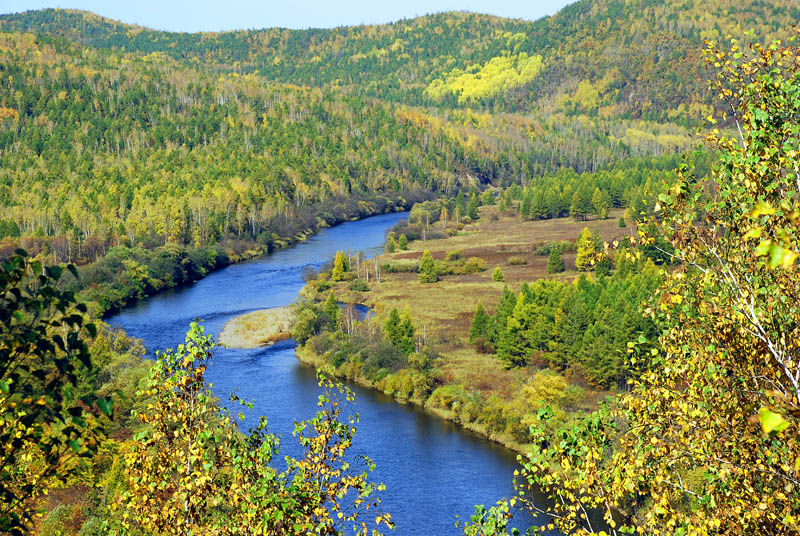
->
470, 253, 662, 386
2, 2, 797, 122
494, 152, 714, 222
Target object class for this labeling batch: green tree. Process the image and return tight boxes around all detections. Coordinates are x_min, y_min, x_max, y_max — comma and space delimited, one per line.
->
330, 250, 350, 281
0, 252, 111, 535
467, 193, 480, 220
618, 215, 627, 228
591, 187, 610, 219
574, 227, 595, 271
492, 266, 504, 282
418, 250, 437, 283
569, 186, 592, 221
547, 247, 565, 274
384, 307, 415, 354
468, 301, 491, 342
323, 291, 340, 328
385, 236, 397, 253
398, 234, 409, 250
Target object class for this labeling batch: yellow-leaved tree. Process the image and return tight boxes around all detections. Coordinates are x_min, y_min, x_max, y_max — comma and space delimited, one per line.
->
114, 322, 392, 535
464, 34, 800, 536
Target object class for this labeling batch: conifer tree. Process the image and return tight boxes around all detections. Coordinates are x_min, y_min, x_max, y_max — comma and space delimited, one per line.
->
418, 250, 437, 283
467, 193, 480, 220
618, 215, 627, 228
574, 227, 595, 271
385, 236, 397, 253
331, 251, 350, 281
324, 291, 340, 328
489, 285, 516, 345
591, 187, 610, 219
547, 247, 565, 274
469, 301, 491, 342
492, 266, 504, 282
497, 294, 531, 368
398, 234, 409, 250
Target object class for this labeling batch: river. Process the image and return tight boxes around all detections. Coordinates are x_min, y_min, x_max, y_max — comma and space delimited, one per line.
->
108, 211, 548, 535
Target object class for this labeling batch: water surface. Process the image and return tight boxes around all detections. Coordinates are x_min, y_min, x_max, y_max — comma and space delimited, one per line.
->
109, 212, 546, 535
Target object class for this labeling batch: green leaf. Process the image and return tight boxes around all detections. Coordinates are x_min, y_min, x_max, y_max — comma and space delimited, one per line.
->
758, 407, 789, 436
97, 397, 113, 417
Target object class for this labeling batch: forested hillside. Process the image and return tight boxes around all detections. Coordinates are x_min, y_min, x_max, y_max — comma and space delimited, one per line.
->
3, 1, 798, 118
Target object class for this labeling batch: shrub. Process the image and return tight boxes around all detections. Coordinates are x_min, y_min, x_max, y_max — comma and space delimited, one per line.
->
492, 267, 505, 282
348, 279, 369, 292
446, 250, 463, 261
464, 257, 487, 273
507, 256, 527, 265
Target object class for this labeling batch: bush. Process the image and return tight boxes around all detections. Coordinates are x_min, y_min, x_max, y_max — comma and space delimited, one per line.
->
446, 250, 463, 261
492, 267, 505, 282
348, 279, 369, 292
464, 257, 487, 273
507, 256, 527, 265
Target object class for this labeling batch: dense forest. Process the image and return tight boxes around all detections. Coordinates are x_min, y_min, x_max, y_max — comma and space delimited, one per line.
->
3, 1, 800, 535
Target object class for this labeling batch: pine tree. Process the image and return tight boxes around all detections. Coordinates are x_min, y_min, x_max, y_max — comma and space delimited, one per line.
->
492, 266, 505, 282
497, 294, 531, 368
530, 188, 548, 220
331, 250, 350, 281
383, 308, 401, 345
469, 301, 491, 342
418, 250, 437, 283
618, 216, 627, 228
548, 247, 565, 274
324, 291, 340, 327
591, 188, 610, 219
384, 307, 414, 354
575, 227, 595, 271
467, 193, 480, 220
385, 236, 397, 253
398, 234, 409, 250
489, 285, 516, 345
397, 307, 416, 355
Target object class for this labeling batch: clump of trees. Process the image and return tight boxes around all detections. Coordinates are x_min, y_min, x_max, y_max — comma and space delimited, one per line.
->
506, 36, 800, 535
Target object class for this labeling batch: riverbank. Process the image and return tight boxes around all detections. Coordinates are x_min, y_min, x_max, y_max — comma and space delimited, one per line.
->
291, 202, 652, 457
294, 344, 533, 454
219, 307, 295, 348
80, 190, 428, 318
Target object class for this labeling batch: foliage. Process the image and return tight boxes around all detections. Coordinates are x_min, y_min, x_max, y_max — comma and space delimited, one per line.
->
331, 251, 351, 282
469, 302, 491, 343
512, 35, 800, 535
116, 322, 391, 535
574, 227, 595, 271
418, 250, 438, 283
547, 247, 565, 274
0, 251, 111, 534
492, 266, 505, 282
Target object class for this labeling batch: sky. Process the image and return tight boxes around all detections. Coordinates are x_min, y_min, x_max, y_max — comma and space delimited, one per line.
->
1, 0, 575, 32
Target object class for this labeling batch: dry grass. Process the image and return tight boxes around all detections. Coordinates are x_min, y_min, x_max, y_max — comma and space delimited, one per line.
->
219, 306, 295, 349
331, 208, 630, 400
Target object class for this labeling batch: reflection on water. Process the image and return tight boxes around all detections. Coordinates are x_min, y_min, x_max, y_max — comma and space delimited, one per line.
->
108, 212, 551, 535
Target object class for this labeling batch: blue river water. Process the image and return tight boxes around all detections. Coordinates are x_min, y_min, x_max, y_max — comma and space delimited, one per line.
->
108, 211, 548, 535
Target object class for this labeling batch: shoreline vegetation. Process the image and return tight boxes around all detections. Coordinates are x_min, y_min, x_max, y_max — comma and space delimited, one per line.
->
75, 191, 425, 318
288, 189, 664, 456
219, 307, 295, 349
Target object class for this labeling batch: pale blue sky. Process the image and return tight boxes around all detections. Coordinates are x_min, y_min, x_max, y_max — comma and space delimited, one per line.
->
1, 1, 575, 32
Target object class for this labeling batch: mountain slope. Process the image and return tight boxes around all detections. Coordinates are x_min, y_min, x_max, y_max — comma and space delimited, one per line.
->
2, 1, 798, 120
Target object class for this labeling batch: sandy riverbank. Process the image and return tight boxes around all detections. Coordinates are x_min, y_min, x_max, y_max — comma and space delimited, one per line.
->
218, 306, 295, 349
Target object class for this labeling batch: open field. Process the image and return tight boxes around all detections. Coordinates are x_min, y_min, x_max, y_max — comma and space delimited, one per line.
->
331, 205, 632, 400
